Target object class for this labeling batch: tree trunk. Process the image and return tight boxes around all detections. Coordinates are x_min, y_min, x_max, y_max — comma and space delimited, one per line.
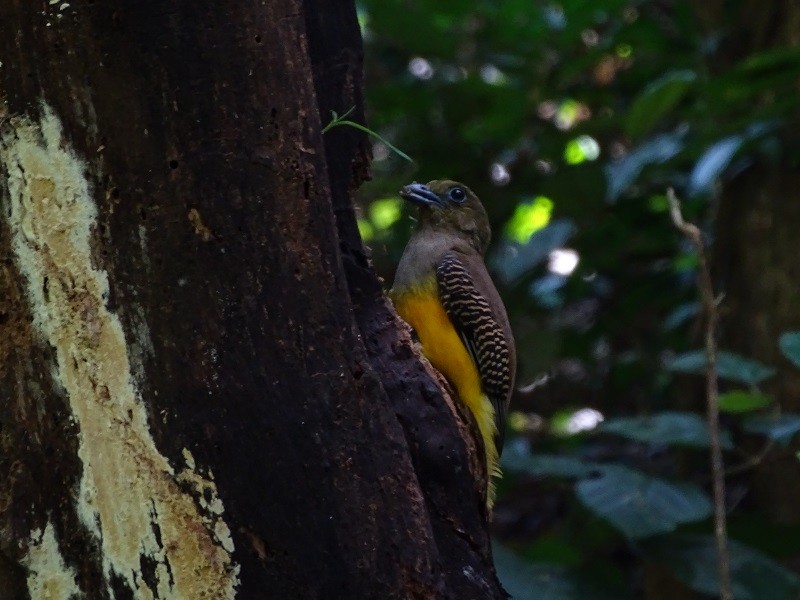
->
0, 1, 503, 598
715, 161, 800, 557
701, 0, 800, 571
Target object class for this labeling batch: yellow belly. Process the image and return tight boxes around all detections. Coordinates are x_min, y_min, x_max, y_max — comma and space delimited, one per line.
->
391, 280, 499, 503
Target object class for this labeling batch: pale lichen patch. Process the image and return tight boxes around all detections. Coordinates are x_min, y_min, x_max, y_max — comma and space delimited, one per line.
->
1, 104, 239, 598
21, 521, 82, 600
188, 207, 214, 241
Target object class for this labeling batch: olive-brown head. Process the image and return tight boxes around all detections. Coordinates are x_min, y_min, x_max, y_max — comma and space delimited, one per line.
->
400, 180, 491, 255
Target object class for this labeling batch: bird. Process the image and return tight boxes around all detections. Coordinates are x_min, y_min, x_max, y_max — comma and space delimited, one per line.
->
390, 179, 516, 508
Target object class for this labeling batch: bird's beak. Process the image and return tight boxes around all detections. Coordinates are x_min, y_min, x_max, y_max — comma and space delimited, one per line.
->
400, 182, 443, 207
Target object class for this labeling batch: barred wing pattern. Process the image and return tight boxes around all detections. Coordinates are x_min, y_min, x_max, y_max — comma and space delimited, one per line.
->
436, 251, 513, 450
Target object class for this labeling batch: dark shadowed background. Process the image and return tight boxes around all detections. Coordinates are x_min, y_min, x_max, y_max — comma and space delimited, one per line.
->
353, 1, 800, 597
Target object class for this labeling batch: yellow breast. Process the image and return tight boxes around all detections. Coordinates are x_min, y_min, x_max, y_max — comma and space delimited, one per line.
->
391, 278, 499, 502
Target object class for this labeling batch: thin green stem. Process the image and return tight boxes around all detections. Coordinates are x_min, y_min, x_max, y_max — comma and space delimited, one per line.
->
322, 108, 414, 163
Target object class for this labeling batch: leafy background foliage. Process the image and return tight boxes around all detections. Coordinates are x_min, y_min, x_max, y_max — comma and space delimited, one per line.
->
349, 1, 800, 597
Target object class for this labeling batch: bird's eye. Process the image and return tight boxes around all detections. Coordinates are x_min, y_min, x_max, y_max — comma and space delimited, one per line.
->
448, 187, 466, 203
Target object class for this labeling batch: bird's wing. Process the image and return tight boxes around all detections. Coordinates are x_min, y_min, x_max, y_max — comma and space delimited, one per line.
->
436, 250, 515, 452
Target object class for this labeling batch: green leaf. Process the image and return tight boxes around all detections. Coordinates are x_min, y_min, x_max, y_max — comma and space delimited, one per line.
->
743, 413, 800, 446
576, 467, 711, 539
625, 70, 697, 139
778, 331, 800, 368
600, 411, 733, 449
493, 542, 622, 600
666, 350, 776, 385
493, 544, 577, 600
687, 135, 743, 197
718, 390, 772, 414
604, 133, 683, 201
643, 534, 800, 600
662, 302, 699, 330
502, 451, 598, 479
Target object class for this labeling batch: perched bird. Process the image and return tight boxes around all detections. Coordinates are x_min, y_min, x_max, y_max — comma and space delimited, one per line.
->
390, 180, 516, 507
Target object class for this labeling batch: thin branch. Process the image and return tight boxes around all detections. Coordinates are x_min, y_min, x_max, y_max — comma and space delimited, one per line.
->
667, 188, 733, 600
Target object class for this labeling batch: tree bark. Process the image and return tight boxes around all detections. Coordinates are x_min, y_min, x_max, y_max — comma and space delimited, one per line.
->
0, 1, 503, 598
701, 0, 800, 571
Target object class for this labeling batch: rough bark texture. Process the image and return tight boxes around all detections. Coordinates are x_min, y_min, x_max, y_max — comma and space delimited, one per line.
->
0, 1, 503, 598
715, 162, 800, 546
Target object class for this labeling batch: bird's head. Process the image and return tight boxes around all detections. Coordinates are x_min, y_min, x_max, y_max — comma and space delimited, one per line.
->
399, 180, 491, 254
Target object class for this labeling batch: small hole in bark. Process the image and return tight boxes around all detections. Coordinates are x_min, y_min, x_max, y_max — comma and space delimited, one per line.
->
139, 206, 147, 221
169, 160, 179, 169
110, 187, 120, 199
254, 35, 262, 44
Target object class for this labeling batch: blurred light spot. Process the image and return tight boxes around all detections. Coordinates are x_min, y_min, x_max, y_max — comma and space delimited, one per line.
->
554, 100, 590, 131
357, 218, 374, 241
615, 44, 633, 58
565, 408, 604, 434
508, 411, 528, 433
593, 338, 610, 360
555, 105, 578, 130
490, 163, 511, 185
581, 29, 599, 47
535, 159, 553, 174
480, 64, 505, 85
543, 3, 566, 30
593, 55, 618, 85
508, 411, 546, 434
370, 198, 402, 230
505, 196, 554, 243
564, 135, 600, 165
548, 248, 579, 276
537, 100, 558, 120
372, 142, 390, 162
609, 141, 627, 159
623, 7, 639, 22
408, 57, 434, 80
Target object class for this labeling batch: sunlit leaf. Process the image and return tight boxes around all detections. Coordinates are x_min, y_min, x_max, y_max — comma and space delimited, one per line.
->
666, 350, 776, 385
576, 467, 711, 539
743, 413, 800, 446
504, 196, 554, 243
502, 451, 598, 479
564, 135, 600, 165
357, 218, 374, 241
718, 390, 772, 414
369, 197, 402, 229
625, 70, 697, 139
493, 542, 621, 600
601, 411, 733, 449
778, 331, 800, 368
643, 534, 800, 600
